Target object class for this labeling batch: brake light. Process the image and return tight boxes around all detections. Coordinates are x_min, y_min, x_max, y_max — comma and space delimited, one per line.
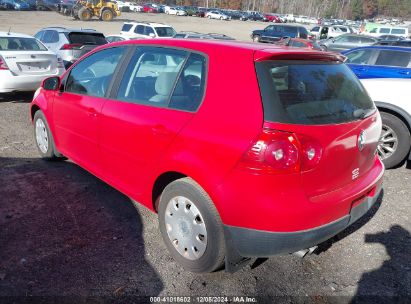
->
60, 43, 82, 50
0, 55, 9, 70
240, 129, 322, 174
299, 135, 322, 171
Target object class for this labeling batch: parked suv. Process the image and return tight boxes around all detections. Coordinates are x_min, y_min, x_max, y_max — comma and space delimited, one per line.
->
31, 40, 384, 273
343, 45, 411, 168
251, 25, 308, 43
120, 22, 176, 39
34, 27, 107, 68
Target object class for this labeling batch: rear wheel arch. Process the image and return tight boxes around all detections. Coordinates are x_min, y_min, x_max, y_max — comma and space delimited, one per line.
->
152, 171, 187, 211
375, 102, 411, 134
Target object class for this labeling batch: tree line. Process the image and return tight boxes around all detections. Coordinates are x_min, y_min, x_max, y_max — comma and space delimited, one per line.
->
150, 0, 411, 19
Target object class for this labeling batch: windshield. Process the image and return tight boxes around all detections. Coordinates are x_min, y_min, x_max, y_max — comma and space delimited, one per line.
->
155, 27, 176, 37
0, 37, 48, 51
255, 61, 375, 125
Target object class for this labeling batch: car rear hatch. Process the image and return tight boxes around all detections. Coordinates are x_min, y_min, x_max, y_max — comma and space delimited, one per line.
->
2, 51, 58, 76
64, 31, 107, 59
254, 50, 380, 198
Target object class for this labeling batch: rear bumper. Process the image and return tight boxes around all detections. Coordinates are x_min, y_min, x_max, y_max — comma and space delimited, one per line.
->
0, 69, 64, 93
224, 182, 383, 257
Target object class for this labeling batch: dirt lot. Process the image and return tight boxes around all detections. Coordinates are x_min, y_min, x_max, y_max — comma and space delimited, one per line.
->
0, 11, 269, 41
0, 11, 411, 303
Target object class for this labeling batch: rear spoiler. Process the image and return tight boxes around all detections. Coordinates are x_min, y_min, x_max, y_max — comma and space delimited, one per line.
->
254, 49, 346, 63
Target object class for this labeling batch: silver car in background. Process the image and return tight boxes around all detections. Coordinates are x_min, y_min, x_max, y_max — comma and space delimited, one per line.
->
319, 34, 378, 52
0, 32, 65, 93
34, 27, 107, 68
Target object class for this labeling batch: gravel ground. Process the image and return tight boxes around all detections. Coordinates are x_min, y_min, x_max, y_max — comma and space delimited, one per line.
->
0, 11, 410, 303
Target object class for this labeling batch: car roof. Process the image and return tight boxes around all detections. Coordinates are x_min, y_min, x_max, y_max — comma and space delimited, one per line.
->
342, 45, 411, 53
123, 22, 170, 27
38, 27, 102, 34
104, 39, 343, 61
0, 32, 34, 38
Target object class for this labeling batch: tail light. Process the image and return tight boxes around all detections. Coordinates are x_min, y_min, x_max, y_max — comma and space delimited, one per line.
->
0, 55, 9, 70
60, 43, 82, 50
239, 129, 322, 174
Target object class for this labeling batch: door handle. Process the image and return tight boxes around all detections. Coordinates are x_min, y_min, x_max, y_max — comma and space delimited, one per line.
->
398, 70, 410, 75
86, 108, 98, 117
354, 67, 366, 71
152, 125, 170, 136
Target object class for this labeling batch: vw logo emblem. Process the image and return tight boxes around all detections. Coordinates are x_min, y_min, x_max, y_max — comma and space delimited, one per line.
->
358, 131, 366, 151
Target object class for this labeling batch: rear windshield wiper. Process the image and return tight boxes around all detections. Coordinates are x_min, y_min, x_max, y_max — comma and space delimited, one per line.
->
353, 108, 375, 119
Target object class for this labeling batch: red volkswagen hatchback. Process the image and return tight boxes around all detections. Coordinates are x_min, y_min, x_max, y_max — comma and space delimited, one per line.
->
31, 39, 384, 273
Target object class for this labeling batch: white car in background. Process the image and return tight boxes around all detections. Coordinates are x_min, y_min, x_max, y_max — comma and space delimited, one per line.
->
167, 7, 187, 16
126, 2, 143, 12
0, 32, 65, 94
120, 22, 176, 39
205, 11, 230, 20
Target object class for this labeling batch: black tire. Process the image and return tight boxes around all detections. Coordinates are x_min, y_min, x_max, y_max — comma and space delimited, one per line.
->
320, 45, 327, 51
158, 177, 225, 273
101, 9, 113, 21
78, 7, 92, 21
33, 111, 61, 160
378, 112, 410, 169
252, 35, 260, 42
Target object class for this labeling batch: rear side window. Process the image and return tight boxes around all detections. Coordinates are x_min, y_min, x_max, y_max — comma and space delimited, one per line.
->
169, 53, 207, 112
121, 24, 133, 32
135, 25, 144, 34
391, 28, 405, 35
67, 32, 107, 45
375, 50, 411, 67
155, 27, 176, 37
380, 28, 390, 34
255, 61, 375, 125
116, 47, 187, 105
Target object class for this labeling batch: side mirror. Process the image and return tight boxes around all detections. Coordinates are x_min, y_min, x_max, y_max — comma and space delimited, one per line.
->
149, 33, 155, 38
42, 76, 60, 91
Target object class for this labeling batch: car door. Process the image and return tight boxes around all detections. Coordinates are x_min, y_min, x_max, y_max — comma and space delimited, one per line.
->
366, 49, 411, 79
99, 47, 206, 199
52, 46, 126, 174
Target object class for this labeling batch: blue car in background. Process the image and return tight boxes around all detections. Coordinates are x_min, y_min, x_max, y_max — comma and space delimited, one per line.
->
342, 46, 411, 79
0, 0, 30, 9
343, 45, 411, 169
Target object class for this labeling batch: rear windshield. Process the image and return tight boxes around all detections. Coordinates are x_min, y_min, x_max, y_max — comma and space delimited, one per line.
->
155, 27, 176, 37
67, 32, 107, 45
0, 37, 48, 51
255, 61, 375, 125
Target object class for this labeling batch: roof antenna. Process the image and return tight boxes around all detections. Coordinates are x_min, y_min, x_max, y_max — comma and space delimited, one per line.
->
7, 27, 11, 35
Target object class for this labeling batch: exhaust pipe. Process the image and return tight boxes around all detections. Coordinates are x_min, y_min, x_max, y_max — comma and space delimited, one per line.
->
292, 246, 318, 258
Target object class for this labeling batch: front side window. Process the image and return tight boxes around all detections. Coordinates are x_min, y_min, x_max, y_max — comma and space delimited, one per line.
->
255, 61, 375, 125
375, 50, 411, 67
65, 47, 125, 97
380, 28, 390, 34
116, 47, 187, 105
145, 26, 155, 36
345, 49, 373, 64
